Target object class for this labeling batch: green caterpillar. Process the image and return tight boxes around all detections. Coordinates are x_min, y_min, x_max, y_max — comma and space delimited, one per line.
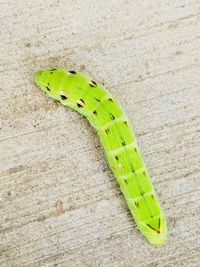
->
34, 68, 167, 246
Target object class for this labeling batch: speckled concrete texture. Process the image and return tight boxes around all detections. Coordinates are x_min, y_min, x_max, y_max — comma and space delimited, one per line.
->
0, 1, 200, 266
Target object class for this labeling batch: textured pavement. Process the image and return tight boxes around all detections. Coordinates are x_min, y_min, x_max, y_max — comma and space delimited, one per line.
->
0, 1, 200, 266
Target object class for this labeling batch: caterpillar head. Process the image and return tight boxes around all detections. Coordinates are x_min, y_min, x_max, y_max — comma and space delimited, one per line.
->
140, 214, 168, 246
34, 68, 67, 100
34, 68, 90, 115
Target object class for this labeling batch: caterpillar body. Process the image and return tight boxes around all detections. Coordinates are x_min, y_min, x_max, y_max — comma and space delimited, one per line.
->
34, 68, 167, 246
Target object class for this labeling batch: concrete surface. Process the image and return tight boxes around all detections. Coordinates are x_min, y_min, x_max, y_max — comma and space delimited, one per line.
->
0, 0, 200, 266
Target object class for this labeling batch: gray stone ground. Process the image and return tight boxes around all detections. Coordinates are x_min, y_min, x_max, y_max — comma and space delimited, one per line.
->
0, 1, 200, 266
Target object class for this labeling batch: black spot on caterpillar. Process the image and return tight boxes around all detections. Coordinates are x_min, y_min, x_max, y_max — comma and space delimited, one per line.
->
77, 99, 85, 107
131, 166, 135, 173
135, 202, 139, 208
89, 80, 97, 87
68, 70, 76, 75
50, 69, 57, 74
105, 128, 110, 134
120, 137, 126, 146
110, 114, 115, 120
60, 91, 68, 100
115, 155, 119, 161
